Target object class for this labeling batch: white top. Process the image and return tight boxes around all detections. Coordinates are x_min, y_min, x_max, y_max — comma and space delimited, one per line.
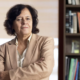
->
16, 33, 32, 67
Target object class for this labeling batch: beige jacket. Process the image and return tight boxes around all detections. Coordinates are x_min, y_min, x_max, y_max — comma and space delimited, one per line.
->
0, 34, 54, 80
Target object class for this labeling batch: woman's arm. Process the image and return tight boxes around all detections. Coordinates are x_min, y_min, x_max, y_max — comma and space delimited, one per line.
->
9, 37, 54, 80
0, 45, 10, 80
0, 45, 5, 72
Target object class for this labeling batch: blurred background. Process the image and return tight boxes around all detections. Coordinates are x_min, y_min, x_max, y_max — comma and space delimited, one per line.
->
0, 0, 58, 80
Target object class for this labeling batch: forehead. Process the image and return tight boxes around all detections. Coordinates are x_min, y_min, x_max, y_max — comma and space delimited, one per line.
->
18, 8, 32, 17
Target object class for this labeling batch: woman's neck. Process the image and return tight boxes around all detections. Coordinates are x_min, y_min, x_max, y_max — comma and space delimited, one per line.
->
16, 33, 32, 45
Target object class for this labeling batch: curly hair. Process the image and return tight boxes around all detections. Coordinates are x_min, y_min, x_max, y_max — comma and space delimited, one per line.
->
4, 4, 39, 36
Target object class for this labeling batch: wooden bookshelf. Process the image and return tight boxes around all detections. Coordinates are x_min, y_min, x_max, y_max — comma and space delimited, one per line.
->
63, 0, 80, 80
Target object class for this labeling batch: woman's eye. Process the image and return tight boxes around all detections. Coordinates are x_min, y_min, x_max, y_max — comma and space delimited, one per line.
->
16, 18, 22, 21
26, 18, 30, 20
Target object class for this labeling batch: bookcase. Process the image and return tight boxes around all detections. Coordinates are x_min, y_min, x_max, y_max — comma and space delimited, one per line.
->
63, 0, 80, 80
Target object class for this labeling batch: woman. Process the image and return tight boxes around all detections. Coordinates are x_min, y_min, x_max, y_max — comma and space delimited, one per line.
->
0, 4, 54, 80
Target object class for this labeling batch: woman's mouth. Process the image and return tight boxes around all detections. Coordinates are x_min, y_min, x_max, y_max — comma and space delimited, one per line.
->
21, 27, 28, 29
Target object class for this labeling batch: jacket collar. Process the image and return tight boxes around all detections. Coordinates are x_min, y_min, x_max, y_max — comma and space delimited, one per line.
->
8, 33, 36, 45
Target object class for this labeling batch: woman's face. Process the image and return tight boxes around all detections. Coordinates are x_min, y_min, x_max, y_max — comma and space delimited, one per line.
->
13, 8, 32, 36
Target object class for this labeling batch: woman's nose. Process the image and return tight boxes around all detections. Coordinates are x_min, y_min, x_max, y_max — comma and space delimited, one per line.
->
22, 19, 27, 24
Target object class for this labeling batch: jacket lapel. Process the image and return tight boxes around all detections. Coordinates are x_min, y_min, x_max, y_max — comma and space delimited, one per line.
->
23, 34, 38, 67
8, 37, 18, 69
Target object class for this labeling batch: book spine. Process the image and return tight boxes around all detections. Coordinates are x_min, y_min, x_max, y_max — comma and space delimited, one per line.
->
71, 40, 74, 53
74, 60, 78, 80
67, 57, 71, 80
72, 59, 78, 80
68, 0, 72, 4
75, 62, 79, 80
72, 0, 76, 5
71, 40, 80, 53
75, 0, 80, 5
72, 13, 77, 33
77, 12, 80, 33
68, 58, 74, 80
69, 10, 73, 33
78, 62, 80, 80
65, 57, 68, 80
66, 13, 70, 33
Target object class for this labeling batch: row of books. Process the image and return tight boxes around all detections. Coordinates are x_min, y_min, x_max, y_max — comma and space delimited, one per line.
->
66, 10, 80, 33
66, 0, 80, 5
65, 57, 80, 80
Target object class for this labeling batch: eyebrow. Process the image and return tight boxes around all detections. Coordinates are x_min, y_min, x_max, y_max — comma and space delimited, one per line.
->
16, 16, 30, 18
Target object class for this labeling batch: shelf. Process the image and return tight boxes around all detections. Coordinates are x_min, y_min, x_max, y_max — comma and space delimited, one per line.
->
66, 5, 80, 11
66, 5, 80, 8
66, 33, 80, 36
65, 53, 80, 56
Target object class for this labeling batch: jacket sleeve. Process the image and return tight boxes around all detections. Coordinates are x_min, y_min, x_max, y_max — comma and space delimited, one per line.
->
9, 37, 54, 80
0, 45, 5, 71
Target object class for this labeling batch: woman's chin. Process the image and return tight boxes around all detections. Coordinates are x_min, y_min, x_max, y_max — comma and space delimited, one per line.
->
21, 32, 31, 36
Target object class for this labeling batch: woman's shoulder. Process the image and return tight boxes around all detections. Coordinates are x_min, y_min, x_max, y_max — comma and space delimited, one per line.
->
34, 34, 53, 40
34, 34, 54, 49
0, 38, 15, 47
0, 39, 13, 53
33, 34, 53, 43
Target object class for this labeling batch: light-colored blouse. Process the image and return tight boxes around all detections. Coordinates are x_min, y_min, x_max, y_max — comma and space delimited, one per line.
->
15, 33, 32, 67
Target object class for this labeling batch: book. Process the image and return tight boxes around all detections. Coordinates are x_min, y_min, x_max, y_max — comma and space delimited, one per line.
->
75, 62, 79, 80
78, 62, 80, 80
77, 12, 80, 33
66, 10, 73, 33
68, 0, 72, 4
72, 59, 78, 80
72, 12, 77, 33
74, 60, 78, 80
65, 57, 71, 80
75, 0, 80, 5
69, 10, 73, 33
66, 13, 70, 33
68, 58, 74, 80
71, 40, 80, 53
65, 57, 68, 80
72, 0, 76, 5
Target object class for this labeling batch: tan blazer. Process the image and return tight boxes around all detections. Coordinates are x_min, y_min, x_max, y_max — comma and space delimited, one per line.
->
0, 33, 54, 80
